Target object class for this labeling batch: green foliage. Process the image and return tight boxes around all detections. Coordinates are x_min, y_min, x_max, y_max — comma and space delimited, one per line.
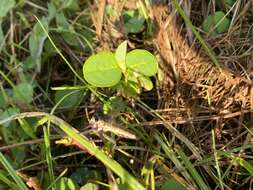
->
83, 51, 122, 87
83, 41, 158, 95
159, 178, 187, 190
115, 40, 127, 74
0, 107, 20, 128
54, 87, 84, 108
13, 82, 34, 103
0, 169, 19, 189
26, 17, 49, 71
138, 75, 153, 91
34, 113, 146, 190
103, 96, 126, 114
56, 12, 79, 47
18, 118, 36, 139
0, 152, 29, 190
0, 0, 16, 53
0, 0, 16, 18
0, 89, 8, 108
80, 183, 98, 190
56, 177, 80, 190
52, 0, 80, 11
202, 11, 230, 35
123, 10, 145, 33
105, 4, 117, 17
0, 25, 4, 53
71, 167, 101, 185
126, 49, 158, 77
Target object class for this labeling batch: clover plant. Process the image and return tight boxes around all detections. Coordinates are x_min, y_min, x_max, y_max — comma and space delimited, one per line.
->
83, 41, 158, 95
202, 0, 236, 35
202, 11, 230, 35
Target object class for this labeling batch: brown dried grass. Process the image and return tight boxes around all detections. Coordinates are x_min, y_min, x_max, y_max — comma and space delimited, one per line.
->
153, 3, 253, 120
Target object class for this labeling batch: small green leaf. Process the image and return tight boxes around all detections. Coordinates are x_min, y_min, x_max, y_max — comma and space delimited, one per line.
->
0, 23, 5, 53
28, 17, 48, 71
56, 177, 79, 190
18, 118, 36, 139
0, 88, 8, 108
52, 0, 79, 10
105, 5, 117, 17
202, 11, 230, 35
123, 10, 145, 33
214, 11, 230, 34
13, 82, 33, 103
56, 12, 79, 47
125, 81, 141, 95
125, 16, 145, 33
48, 2, 57, 21
159, 178, 187, 190
0, 108, 19, 127
80, 183, 98, 190
115, 40, 127, 73
11, 147, 26, 166
138, 76, 153, 91
103, 96, 126, 115
126, 49, 158, 77
0, 107, 20, 144
54, 88, 84, 108
71, 168, 101, 185
83, 51, 122, 87
0, 0, 16, 18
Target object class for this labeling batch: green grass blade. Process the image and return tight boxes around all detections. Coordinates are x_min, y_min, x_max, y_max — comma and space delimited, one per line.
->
43, 125, 56, 190
0, 170, 19, 189
154, 132, 194, 186
45, 114, 145, 190
228, 155, 253, 176
0, 112, 145, 190
177, 149, 210, 190
211, 129, 224, 190
34, 16, 85, 84
0, 152, 29, 190
171, 0, 221, 69
46, 168, 68, 190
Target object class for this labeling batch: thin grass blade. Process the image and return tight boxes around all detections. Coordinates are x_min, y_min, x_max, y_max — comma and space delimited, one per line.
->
0, 152, 29, 190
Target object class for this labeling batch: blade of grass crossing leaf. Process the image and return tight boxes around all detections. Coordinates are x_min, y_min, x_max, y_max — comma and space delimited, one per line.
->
45, 114, 146, 190
34, 16, 85, 84
171, 0, 221, 69
51, 90, 79, 113
46, 168, 68, 190
0, 152, 29, 190
211, 129, 224, 190
50, 27, 94, 54
177, 149, 210, 190
43, 125, 56, 190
